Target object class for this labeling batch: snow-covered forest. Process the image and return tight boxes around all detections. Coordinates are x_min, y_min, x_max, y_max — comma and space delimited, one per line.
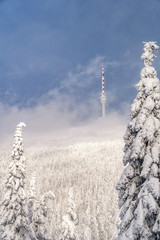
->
0, 130, 123, 239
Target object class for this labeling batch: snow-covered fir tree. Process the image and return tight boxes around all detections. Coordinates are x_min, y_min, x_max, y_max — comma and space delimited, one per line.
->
0, 122, 33, 240
28, 172, 37, 238
83, 204, 92, 240
31, 198, 47, 240
28, 172, 55, 240
37, 191, 55, 240
59, 188, 79, 240
116, 41, 160, 240
29, 172, 37, 200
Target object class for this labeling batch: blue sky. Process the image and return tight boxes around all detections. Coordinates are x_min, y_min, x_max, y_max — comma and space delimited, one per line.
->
1, 0, 160, 141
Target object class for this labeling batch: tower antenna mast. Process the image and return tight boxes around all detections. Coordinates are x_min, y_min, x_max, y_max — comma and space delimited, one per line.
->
100, 66, 107, 118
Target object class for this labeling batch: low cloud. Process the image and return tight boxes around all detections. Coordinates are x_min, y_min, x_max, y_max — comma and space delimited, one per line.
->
0, 56, 130, 147
0, 99, 129, 148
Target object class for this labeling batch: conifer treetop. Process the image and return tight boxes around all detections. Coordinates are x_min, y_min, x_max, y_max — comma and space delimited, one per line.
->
17, 122, 26, 128
12, 122, 26, 163
141, 41, 159, 66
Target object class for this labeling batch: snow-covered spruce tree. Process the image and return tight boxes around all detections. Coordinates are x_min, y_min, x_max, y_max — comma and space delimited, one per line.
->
28, 172, 37, 232
29, 172, 37, 201
28, 174, 55, 240
36, 191, 55, 240
116, 41, 160, 240
83, 204, 92, 240
0, 122, 33, 240
30, 197, 47, 240
59, 188, 79, 240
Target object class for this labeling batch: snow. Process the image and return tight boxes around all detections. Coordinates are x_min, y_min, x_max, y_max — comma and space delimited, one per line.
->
141, 153, 152, 178
0, 122, 30, 239
134, 199, 144, 235
60, 188, 79, 240
141, 41, 159, 66
116, 41, 160, 239
0, 137, 124, 239
120, 205, 133, 232
147, 178, 160, 200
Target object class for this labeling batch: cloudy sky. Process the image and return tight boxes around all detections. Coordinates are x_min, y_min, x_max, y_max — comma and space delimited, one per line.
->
1, 0, 160, 143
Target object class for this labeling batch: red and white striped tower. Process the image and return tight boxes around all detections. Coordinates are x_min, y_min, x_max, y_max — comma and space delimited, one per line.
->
100, 66, 107, 117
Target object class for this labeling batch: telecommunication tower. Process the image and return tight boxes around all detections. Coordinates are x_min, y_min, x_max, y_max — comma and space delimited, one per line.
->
100, 66, 107, 118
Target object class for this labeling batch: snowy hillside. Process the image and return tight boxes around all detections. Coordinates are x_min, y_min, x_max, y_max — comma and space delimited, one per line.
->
0, 139, 123, 239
